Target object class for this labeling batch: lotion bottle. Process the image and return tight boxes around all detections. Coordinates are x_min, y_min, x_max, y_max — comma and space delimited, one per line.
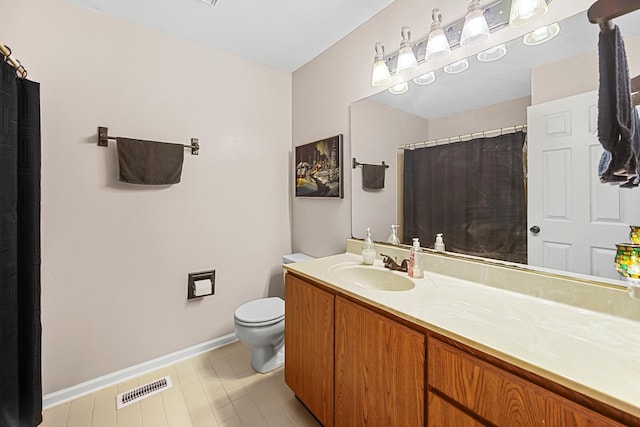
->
408, 238, 424, 278
435, 233, 445, 252
362, 227, 376, 265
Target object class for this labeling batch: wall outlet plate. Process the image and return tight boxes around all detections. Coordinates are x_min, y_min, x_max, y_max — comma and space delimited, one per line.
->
187, 270, 215, 300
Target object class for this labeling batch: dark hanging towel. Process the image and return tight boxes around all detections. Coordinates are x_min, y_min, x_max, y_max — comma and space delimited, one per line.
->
0, 61, 43, 426
117, 137, 184, 185
597, 25, 639, 186
362, 164, 386, 190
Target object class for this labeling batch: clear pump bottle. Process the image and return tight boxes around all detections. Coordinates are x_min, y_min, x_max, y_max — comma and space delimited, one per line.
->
408, 238, 424, 278
362, 227, 376, 265
434, 233, 445, 252
387, 225, 400, 245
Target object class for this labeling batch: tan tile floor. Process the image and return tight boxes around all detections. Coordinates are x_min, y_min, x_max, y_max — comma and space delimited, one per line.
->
40, 342, 321, 427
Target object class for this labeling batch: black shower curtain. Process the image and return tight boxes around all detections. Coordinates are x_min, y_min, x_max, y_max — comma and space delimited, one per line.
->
403, 131, 527, 264
0, 60, 42, 426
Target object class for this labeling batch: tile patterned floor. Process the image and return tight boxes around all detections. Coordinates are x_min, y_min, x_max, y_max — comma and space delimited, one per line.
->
40, 342, 321, 427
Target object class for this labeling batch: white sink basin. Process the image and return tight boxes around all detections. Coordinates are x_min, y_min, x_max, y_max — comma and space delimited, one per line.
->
329, 264, 415, 291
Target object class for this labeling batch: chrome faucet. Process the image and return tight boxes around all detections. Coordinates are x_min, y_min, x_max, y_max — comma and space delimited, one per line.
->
381, 254, 409, 272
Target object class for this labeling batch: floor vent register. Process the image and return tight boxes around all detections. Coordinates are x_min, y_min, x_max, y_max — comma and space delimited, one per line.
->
116, 376, 173, 409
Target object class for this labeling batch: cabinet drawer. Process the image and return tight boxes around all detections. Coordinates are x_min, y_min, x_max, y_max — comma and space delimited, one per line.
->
428, 391, 486, 427
428, 338, 624, 427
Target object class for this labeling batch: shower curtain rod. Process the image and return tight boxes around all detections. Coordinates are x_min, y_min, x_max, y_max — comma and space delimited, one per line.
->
398, 124, 527, 150
0, 41, 28, 79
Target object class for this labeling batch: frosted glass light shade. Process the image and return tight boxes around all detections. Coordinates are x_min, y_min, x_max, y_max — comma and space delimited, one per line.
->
397, 26, 418, 74
477, 44, 507, 62
444, 58, 469, 74
509, 0, 548, 27
460, 7, 490, 47
388, 82, 409, 94
426, 8, 451, 63
372, 61, 391, 86
413, 72, 436, 85
426, 30, 451, 62
371, 42, 391, 86
523, 22, 560, 45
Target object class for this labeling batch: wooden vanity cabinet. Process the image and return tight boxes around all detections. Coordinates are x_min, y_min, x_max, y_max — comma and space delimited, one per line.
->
284, 273, 335, 427
334, 296, 425, 427
285, 272, 640, 427
284, 273, 425, 427
427, 335, 631, 427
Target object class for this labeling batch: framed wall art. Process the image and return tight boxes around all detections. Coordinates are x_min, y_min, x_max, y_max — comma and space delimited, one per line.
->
295, 134, 343, 198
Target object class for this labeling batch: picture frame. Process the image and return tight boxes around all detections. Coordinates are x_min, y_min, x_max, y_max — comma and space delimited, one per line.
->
295, 134, 343, 198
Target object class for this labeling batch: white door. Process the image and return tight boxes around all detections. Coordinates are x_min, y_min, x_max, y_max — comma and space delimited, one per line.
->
527, 91, 640, 280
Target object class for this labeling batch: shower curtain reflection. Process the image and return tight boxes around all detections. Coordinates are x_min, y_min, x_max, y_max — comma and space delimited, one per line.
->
0, 59, 42, 426
403, 131, 527, 263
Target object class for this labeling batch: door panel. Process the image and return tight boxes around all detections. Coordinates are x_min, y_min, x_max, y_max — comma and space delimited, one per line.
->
528, 91, 639, 279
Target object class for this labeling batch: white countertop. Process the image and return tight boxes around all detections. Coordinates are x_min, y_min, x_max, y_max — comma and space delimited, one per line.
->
284, 252, 640, 418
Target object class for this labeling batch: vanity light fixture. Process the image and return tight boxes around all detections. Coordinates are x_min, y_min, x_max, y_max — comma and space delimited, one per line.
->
509, 0, 548, 27
460, 0, 490, 47
388, 81, 409, 94
425, 9, 451, 62
371, 43, 391, 86
413, 71, 436, 85
444, 58, 469, 74
523, 22, 560, 45
477, 43, 507, 61
396, 26, 418, 74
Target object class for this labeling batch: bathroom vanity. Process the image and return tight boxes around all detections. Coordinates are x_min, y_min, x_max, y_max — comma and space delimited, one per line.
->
283, 243, 640, 427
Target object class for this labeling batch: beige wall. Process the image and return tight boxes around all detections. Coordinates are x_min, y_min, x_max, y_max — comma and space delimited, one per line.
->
427, 96, 530, 140
291, 0, 594, 257
3, 0, 292, 394
351, 99, 428, 242
532, 36, 640, 105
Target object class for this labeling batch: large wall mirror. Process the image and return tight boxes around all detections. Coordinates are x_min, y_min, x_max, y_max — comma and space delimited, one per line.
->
351, 9, 640, 283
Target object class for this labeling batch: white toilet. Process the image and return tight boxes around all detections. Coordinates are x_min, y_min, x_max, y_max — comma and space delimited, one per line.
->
234, 297, 285, 373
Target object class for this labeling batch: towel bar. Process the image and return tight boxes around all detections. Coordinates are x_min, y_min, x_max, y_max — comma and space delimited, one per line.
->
352, 158, 389, 169
97, 127, 199, 155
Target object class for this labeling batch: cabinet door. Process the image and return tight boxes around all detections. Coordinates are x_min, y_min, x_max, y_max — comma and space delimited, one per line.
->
335, 296, 425, 427
284, 274, 334, 427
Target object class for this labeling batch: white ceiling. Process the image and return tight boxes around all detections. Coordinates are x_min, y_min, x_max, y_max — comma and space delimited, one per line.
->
65, 0, 395, 72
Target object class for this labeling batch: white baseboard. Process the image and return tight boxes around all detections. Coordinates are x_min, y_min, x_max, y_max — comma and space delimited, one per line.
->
43, 333, 239, 409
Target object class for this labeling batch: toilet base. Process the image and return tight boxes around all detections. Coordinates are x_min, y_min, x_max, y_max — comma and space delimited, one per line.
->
251, 340, 284, 373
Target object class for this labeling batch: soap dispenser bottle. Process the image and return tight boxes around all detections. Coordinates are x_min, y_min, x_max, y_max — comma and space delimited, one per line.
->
434, 233, 445, 252
387, 224, 400, 245
408, 238, 424, 278
362, 227, 376, 265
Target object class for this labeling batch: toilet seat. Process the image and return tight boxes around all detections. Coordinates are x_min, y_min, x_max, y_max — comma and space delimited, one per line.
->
234, 297, 284, 327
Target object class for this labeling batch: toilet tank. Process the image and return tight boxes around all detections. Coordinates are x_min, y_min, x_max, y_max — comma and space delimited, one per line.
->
282, 253, 314, 264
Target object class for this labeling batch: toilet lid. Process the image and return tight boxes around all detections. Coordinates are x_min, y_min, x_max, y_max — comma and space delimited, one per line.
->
235, 297, 284, 324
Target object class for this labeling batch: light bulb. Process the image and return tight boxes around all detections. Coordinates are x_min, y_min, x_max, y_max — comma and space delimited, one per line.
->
425, 9, 451, 62
396, 26, 418, 74
460, 0, 490, 47
509, 0, 548, 27
371, 43, 391, 86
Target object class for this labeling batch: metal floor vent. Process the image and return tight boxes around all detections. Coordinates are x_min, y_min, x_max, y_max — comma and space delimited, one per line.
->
116, 376, 172, 409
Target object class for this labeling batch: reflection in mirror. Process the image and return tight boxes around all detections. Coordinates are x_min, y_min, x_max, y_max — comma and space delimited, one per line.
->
351, 10, 640, 283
